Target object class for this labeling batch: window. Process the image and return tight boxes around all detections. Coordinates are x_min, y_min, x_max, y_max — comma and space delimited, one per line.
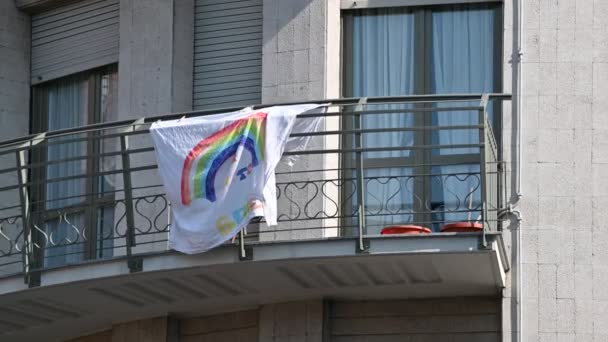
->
31, 65, 118, 267
342, 3, 502, 233
192, 0, 263, 109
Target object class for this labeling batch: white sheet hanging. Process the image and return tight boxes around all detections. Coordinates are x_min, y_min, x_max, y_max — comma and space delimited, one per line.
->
150, 104, 322, 254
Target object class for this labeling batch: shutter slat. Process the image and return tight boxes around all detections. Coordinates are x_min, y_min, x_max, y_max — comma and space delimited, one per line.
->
195, 58, 261, 70
195, 13, 263, 30
195, 78, 261, 92
194, 46, 262, 61
31, 25, 118, 58
193, 0, 262, 110
196, 0, 261, 6
195, 26, 262, 39
196, 18, 262, 33
195, 86, 261, 99
32, 38, 119, 70
196, 0, 262, 12
33, 52, 118, 85
195, 6, 262, 20
194, 39, 262, 53
195, 32, 263, 47
32, 0, 109, 22
31, 0, 119, 84
33, 49, 118, 76
33, 14, 118, 46
194, 58, 261, 72
32, 3, 119, 33
194, 66, 262, 79
194, 93, 261, 108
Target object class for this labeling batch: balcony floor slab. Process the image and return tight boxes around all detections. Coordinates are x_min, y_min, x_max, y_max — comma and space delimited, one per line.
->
0, 233, 507, 342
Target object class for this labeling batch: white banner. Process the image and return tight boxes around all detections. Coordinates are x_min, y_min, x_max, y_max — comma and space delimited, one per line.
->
150, 104, 322, 253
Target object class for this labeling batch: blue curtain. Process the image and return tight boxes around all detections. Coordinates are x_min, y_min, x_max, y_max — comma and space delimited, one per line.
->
349, 4, 498, 232
351, 9, 416, 232
42, 69, 118, 265
430, 5, 497, 227
45, 75, 89, 266
96, 71, 118, 258
352, 8, 415, 159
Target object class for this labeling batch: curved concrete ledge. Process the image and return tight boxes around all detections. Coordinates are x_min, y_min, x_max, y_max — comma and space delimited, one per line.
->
0, 233, 506, 341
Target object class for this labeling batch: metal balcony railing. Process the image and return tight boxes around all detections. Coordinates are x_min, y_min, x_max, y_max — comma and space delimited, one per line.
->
0, 94, 510, 285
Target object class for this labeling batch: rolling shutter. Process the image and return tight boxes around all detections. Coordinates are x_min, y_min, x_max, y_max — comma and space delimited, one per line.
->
31, 0, 119, 85
193, 0, 263, 109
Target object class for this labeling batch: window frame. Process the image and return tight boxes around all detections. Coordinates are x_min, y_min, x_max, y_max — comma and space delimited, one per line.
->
30, 64, 118, 264
340, 2, 503, 231
340, 0, 503, 10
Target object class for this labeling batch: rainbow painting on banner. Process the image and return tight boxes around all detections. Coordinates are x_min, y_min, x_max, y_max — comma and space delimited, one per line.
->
180, 111, 267, 206
149, 103, 322, 253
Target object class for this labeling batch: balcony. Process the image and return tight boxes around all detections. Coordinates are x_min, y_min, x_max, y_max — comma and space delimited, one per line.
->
0, 94, 510, 341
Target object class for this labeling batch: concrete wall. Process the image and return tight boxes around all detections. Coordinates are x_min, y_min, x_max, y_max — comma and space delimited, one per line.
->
0, 0, 30, 275
330, 298, 501, 342
67, 330, 111, 342
64, 298, 501, 342
517, 0, 608, 341
177, 299, 500, 342
115, 0, 194, 255
66, 317, 169, 342
261, 0, 325, 103
259, 300, 323, 342
259, 0, 329, 241
179, 309, 258, 342
0, 2, 30, 136
118, 0, 193, 118
112, 317, 168, 342
63, 302, 318, 342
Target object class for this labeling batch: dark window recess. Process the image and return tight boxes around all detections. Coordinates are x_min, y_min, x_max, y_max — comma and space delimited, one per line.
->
30, 65, 118, 267
342, 3, 502, 233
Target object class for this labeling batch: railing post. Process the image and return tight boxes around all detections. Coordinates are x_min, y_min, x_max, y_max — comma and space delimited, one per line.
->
355, 98, 368, 252
16, 134, 45, 287
16, 149, 34, 285
238, 229, 252, 260
479, 94, 489, 248
120, 124, 142, 272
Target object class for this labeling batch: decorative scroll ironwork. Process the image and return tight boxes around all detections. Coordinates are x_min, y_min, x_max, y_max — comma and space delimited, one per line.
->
0, 215, 23, 258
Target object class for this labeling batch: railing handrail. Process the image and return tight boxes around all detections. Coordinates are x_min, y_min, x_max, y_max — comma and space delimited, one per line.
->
0, 94, 511, 149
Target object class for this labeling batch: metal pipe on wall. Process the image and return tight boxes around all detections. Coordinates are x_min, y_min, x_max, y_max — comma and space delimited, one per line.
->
515, 0, 523, 200
510, 0, 524, 341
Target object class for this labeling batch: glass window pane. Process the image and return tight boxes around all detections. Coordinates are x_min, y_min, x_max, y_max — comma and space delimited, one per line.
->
430, 164, 481, 231
35, 67, 119, 267
344, 4, 500, 233
350, 8, 416, 159
363, 167, 416, 234
43, 74, 90, 266
99, 70, 119, 197
343, 167, 419, 236
46, 74, 90, 209
43, 213, 86, 267
430, 4, 499, 155
431, 103, 481, 156
97, 69, 118, 260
